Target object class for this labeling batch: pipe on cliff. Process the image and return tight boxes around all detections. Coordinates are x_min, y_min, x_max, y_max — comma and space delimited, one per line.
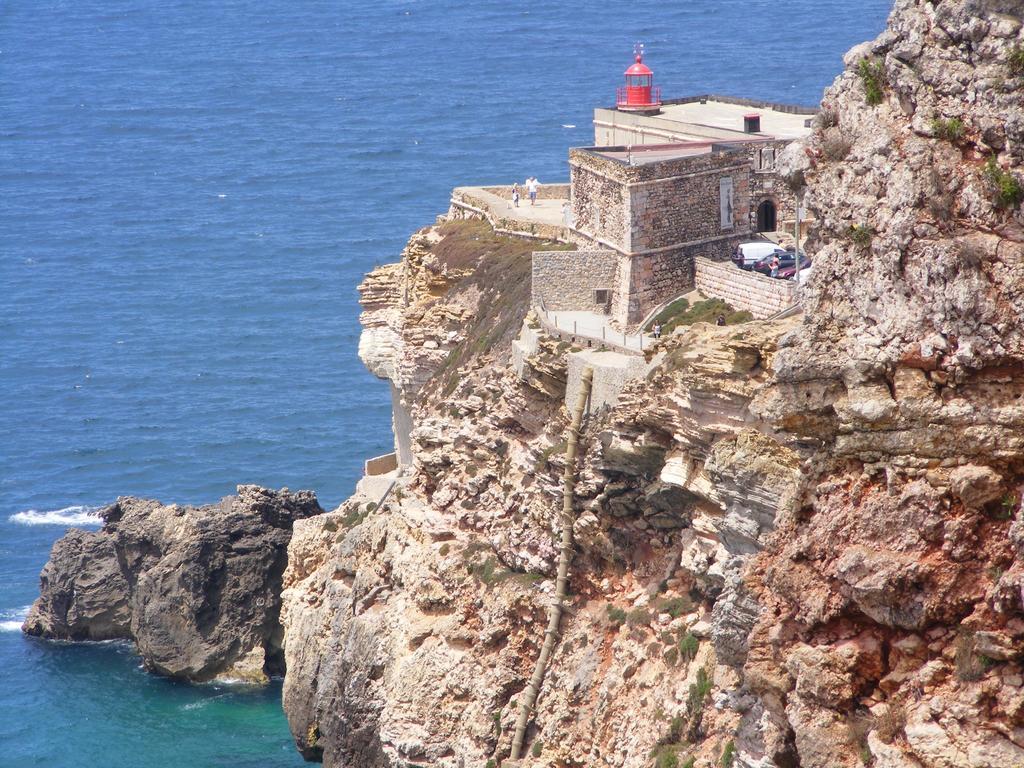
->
509, 367, 593, 761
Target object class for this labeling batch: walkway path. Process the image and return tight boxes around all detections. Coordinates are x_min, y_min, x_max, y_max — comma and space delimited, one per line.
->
451, 185, 570, 242
535, 307, 652, 354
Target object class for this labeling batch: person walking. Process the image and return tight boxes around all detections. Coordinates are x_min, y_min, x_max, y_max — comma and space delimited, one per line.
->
770, 255, 780, 279
653, 322, 662, 340
512, 183, 520, 208
526, 176, 539, 206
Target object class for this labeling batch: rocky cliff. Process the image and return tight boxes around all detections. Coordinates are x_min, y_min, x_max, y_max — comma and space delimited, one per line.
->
279, 2, 1024, 767
24, 485, 324, 683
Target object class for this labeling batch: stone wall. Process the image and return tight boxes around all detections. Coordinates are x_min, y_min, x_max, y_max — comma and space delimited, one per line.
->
694, 256, 797, 319
747, 141, 799, 231
629, 157, 752, 252
569, 162, 629, 250
479, 183, 569, 200
531, 249, 618, 312
611, 238, 748, 326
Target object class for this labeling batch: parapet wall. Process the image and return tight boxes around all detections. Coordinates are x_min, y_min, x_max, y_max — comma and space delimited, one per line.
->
694, 257, 796, 319
478, 184, 569, 200
532, 249, 618, 312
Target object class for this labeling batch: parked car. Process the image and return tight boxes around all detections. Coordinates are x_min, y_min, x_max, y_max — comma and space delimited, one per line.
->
732, 241, 787, 270
777, 256, 813, 280
789, 265, 813, 283
753, 252, 810, 277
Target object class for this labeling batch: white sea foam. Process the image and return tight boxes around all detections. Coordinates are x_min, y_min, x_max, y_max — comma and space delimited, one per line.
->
9, 505, 102, 527
0, 606, 30, 632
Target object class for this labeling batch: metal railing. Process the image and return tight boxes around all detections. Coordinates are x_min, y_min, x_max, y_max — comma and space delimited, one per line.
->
534, 301, 646, 355
616, 85, 662, 108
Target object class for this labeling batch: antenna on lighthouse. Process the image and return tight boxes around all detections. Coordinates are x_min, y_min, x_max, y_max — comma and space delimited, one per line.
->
634, 41, 644, 60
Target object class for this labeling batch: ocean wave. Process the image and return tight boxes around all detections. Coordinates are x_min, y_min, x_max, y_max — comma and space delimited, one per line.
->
9, 505, 102, 526
0, 605, 30, 632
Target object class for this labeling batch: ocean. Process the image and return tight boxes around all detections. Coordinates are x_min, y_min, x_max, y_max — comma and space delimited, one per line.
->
0, 1, 891, 765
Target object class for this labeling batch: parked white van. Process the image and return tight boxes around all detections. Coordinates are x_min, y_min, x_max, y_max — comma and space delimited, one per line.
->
732, 241, 787, 270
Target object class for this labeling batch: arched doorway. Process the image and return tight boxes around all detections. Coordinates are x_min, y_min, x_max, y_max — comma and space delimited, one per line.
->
756, 199, 777, 232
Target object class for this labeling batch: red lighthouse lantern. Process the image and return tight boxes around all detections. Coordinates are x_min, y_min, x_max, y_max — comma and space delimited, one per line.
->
616, 45, 662, 113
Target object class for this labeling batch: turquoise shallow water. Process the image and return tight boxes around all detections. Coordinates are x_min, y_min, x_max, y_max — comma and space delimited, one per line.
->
1, 1, 890, 765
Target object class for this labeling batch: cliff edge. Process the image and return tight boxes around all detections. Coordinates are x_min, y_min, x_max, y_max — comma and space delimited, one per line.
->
279, 2, 1024, 766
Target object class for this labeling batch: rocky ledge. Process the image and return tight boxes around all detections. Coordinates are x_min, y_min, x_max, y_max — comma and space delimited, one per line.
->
24, 485, 324, 683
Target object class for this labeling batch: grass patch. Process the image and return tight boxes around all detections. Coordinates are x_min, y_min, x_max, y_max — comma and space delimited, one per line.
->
720, 740, 737, 767
931, 117, 965, 142
652, 745, 680, 768
984, 155, 1023, 209
645, 297, 752, 335
858, 57, 886, 105
846, 224, 873, 247
532, 740, 544, 758
426, 219, 574, 397
678, 632, 699, 663
656, 596, 694, 619
682, 667, 714, 742
607, 605, 627, 626
1009, 44, 1024, 75
627, 607, 653, 627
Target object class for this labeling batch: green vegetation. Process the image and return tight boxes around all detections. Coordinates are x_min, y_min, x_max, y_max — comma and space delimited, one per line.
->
858, 58, 886, 105
532, 740, 544, 758
861, 744, 874, 766
998, 493, 1019, 520
491, 711, 502, 737
652, 746, 680, 768
627, 607, 653, 627
720, 740, 736, 767
485, 761, 496, 768
1009, 43, 1024, 75
846, 224, 874, 247
681, 759, 696, 768
606, 605, 627, 626
428, 219, 574, 397
984, 155, 1023, 209
339, 504, 369, 528
678, 632, 699, 663
930, 117, 965, 142
682, 667, 714, 742
438, 542, 450, 556
644, 297, 753, 335
656, 595, 694, 619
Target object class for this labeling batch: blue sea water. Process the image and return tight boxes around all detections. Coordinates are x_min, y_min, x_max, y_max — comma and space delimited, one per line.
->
1, 1, 891, 765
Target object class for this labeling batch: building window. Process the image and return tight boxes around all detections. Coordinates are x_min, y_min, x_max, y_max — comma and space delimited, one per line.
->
594, 289, 610, 305
758, 148, 776, 171
719, 177, 734, 230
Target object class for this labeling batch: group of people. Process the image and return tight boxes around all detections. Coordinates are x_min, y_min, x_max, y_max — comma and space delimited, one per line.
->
511, 176, 539, 208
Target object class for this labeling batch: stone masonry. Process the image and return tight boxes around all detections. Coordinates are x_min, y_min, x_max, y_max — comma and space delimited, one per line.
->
531, 250, 618, 313
569, 145, 757, 325
693, 256, 797, 318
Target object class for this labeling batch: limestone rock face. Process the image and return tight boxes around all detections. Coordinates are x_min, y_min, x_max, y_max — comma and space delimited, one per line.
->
279, 3, 1024, 766
24, 485, 323, 682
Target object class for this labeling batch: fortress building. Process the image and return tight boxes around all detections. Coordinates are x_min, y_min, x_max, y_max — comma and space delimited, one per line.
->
560, 51, 816, 326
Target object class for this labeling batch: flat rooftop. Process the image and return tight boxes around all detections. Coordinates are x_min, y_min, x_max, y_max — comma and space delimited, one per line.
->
586, 139, 761, 166
596, 95, 816, 142
658, 99, 813, 140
